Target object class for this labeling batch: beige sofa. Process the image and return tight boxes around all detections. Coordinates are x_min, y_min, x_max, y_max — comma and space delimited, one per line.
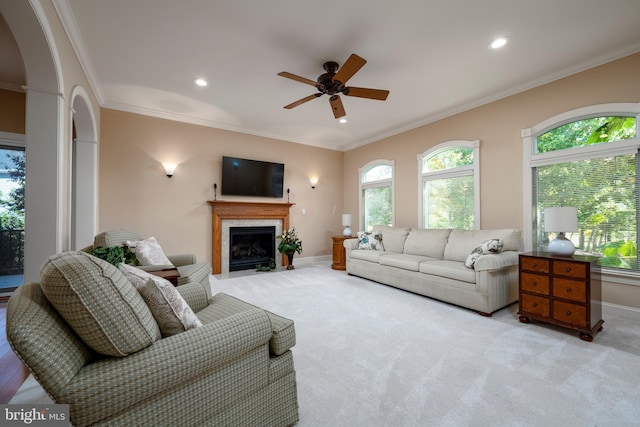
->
344, 226, 522, 315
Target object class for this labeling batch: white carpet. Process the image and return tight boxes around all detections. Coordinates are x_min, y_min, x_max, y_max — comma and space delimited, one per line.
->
12, 263, 640, 426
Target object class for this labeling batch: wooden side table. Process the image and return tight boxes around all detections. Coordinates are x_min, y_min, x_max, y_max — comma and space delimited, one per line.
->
518, 251, 603, 341
149, 268, 181, 286
331, 235, 355, 270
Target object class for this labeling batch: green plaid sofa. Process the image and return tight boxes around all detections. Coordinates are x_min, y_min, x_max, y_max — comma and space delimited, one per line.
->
6, 251, 299, 426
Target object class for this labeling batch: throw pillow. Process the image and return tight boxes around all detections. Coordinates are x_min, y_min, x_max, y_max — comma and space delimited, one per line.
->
40, 251, 161, 357
119, 263, 203, 337
126, 236, 174, 267
464, 238, 504, 269
357, 231, 384, 251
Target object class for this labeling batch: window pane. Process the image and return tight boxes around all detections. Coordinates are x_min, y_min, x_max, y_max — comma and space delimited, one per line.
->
363, 186, 392, 231
362, 165, 392, 183
534, 153, 638, 270
423, 148, 473, 172
537, 116, 636, 154
423, 175, 474, 229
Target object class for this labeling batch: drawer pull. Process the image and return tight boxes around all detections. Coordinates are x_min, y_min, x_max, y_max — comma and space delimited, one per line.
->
566, 310, 572, 316
532, 281, 537, 287
565, 267, 571, 272
566, 287, 572, 292
532, 263, 537, 268
533, 303, 538, 308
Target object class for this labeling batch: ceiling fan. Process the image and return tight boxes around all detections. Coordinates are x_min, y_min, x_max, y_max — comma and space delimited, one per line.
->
278, 53, 389, 119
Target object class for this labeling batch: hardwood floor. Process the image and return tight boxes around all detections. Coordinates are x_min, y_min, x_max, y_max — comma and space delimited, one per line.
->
0, 303, 30, 404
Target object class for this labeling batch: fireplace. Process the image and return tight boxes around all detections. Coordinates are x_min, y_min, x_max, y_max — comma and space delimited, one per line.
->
208, 201, 294, 274
229, 226, 276, 271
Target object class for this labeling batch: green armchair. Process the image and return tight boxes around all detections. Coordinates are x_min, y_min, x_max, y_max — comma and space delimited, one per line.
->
90, 229, 212, 312
6, 251, 299, 426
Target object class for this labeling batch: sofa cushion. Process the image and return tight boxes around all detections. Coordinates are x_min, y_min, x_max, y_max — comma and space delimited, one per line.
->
379, 253, 436, 272
40, 251, 161, 357
419, 260, 477, 284
403, 228, 452, 258
372, 225, 411, 253
464, 238, 504, 269
443, 229, 521, 262
357, 231, 384, 250
351, 249, 387, 263
126, 236, 174, 267
119, 264, 203, 337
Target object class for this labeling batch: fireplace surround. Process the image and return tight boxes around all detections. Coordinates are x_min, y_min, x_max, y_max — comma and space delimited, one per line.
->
208, 201, 294, 274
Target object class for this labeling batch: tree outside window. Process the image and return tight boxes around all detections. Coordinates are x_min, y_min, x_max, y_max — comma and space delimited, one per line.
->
360, 161, 393, 232
532, 115, 638, 271
419, 140, 480, 230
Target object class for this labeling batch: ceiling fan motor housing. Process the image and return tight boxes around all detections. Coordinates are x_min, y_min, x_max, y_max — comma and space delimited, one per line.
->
317, 61, 344, 95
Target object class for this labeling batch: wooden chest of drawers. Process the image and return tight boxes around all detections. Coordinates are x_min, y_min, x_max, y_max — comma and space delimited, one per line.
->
518, 251, 604, 341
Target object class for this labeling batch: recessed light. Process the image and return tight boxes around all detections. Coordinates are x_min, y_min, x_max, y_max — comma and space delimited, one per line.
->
489, 36, 509, 49
339, 118, 347, 124
193, 78, 208, 87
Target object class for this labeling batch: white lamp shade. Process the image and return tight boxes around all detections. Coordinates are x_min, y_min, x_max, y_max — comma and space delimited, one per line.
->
544, 207, 578, 232
342, 213, 353, 237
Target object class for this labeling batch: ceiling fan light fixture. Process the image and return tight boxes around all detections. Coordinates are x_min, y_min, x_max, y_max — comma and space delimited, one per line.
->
193, 77, 208, 87
489, 36, 510, 49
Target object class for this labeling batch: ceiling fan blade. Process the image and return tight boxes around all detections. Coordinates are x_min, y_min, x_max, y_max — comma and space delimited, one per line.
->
332, 54, 366, 85
283, 93, 322, 109
277, 71, 317, 86
329, 95, 346, 119
344, 87, 390, 101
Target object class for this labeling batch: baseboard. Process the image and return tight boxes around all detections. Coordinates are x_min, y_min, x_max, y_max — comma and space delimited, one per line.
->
293, 255, 331, 266
602, 301, 640, 320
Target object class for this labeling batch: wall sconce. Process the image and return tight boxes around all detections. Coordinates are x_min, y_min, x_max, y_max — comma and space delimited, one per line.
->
310, 177, 319, 189
163, 163, 177, 178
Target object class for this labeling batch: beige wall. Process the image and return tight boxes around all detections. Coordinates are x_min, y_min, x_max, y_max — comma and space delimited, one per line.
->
99, 109, 344, 264
0, 89, 25, 134
343, 52, 640, 309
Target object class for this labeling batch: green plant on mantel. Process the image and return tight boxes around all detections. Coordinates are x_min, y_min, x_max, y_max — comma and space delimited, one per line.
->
277, 228, 302, 254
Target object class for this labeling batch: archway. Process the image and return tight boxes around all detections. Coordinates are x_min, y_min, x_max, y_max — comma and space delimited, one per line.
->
70, 86, 98, 250
0, 1, 64, 282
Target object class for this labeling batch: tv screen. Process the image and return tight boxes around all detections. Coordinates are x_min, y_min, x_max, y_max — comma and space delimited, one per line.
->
221, 156, 284, 198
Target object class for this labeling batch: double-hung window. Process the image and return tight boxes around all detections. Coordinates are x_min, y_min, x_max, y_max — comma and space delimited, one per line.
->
418, 140, 480, 230
522, 103, 640, 276
359, 160, 394, 232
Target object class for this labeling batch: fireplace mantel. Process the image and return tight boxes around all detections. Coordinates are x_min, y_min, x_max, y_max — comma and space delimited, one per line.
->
208, 201, 294, 274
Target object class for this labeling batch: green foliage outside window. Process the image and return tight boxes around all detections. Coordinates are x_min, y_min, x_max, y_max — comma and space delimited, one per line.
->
535, 116, 638, 270
363, 186, 392, 231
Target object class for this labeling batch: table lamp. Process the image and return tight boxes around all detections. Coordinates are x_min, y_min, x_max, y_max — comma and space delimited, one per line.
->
342, 214, 353, 237
544, 207, 578, 255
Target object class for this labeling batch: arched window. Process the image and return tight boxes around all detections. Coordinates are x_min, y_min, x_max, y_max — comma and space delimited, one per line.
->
418, 140, 480, 229
359, 160, 394, 232
522, 103, 640, 276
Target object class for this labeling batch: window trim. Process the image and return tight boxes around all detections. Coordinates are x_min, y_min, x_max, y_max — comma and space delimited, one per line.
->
359, 159, 394, 231
521, 102, 640, 281
417, 140, 480, 229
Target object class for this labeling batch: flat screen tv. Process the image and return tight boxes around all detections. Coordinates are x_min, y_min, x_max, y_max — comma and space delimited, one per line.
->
221, 156, 285, 198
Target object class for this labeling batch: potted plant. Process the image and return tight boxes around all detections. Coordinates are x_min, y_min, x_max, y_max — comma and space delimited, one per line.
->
277, 227, 302, 270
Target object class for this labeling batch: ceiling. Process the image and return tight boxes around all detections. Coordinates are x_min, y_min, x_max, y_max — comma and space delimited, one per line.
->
2, 1, 640, 151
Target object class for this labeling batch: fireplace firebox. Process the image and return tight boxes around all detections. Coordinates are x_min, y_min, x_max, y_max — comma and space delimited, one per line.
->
229, 226, 276, 271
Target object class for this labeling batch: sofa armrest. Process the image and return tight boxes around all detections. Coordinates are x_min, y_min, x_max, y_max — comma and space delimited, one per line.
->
167, 253, 197, 266
473, 251, 519, 271
59, 308, 272, 426
344, 238, 359, 250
